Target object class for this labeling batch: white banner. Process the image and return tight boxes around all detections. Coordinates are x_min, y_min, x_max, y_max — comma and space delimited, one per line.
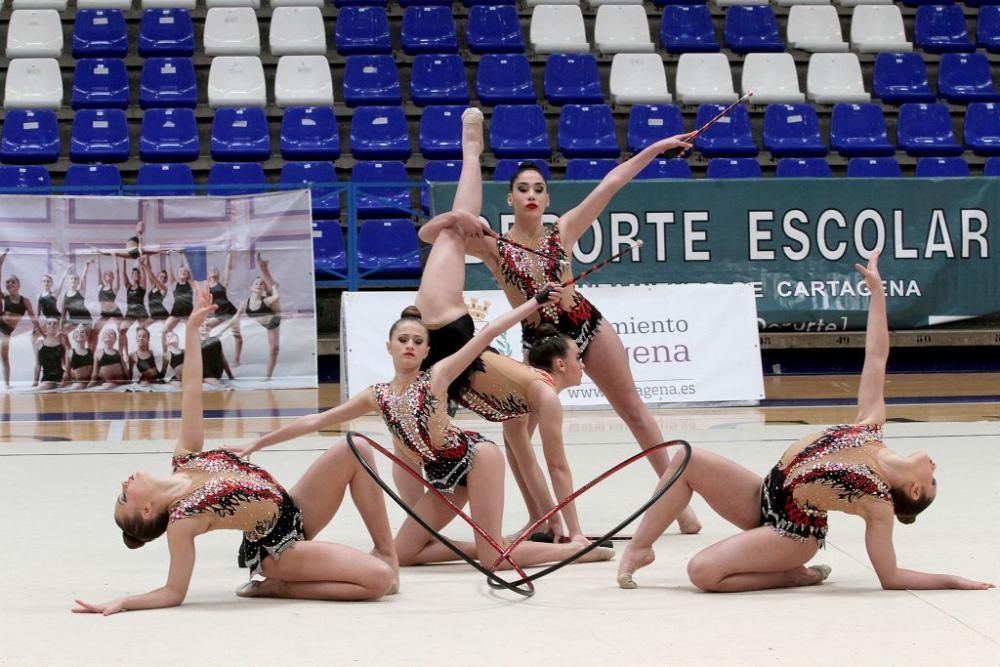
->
0, 191, 317, 392
342, 284, 764, 407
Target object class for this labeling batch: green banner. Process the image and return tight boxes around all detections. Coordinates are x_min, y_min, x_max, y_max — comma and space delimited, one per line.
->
431, 178, 1000, 330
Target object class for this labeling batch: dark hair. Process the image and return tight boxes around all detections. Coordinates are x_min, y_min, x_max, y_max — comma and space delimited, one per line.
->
508, 163, 548, 191
527, 323, 572, 370
390, 305, 427, 339
890, 486, 935, 525
116, 509, 169, 550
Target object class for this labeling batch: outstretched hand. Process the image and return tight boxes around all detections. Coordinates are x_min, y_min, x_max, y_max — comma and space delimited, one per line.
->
651, 132, 695, 156
72, 597, 126, 616
187, 282, 218, 329
952, 577, 995, 590
854, 251, 882, 287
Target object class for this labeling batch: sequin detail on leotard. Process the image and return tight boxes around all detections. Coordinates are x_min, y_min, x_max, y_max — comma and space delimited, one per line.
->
497, 225, 603, 354
760, 423, 892, 547
458, 350, 555, 422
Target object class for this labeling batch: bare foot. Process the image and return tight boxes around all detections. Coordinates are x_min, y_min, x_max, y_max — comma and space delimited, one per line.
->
372, 549, 400, 595
461, 108, 484, 156
617, 545, 656, 589
787, 564, 832, 587
677, 507, 702, 535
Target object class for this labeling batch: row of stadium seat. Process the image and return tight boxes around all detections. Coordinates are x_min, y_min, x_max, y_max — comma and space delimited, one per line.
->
5, 0, 1000, 8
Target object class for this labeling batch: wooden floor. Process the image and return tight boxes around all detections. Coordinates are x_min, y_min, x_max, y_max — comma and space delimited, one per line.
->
2, 372, 998, 443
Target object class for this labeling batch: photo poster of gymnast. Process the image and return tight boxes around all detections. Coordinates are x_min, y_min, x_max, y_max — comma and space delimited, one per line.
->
0, 190, 318, 392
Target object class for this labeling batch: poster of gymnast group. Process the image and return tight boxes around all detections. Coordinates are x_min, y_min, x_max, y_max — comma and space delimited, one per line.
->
0, 190, 318, 392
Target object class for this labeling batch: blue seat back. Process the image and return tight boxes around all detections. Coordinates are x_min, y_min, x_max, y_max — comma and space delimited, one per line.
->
72, 9, 127, 58
468, 5, 523, 54
0, 165, 51, 193
410, 54, 470, 106
280, 106, 341, 160
351, 160, 412, 217
636, 158, 693, 179
401, 6, 458, 55
280, 161, 341, 219
418, 105, 464, 159
565, 158, 618, 180
544, 53, 603, 105
489, 105, 551, 158
207, 162, 267, 195
847, 157, 902, 177
896, 103, 963, 156
660, 5, 719, 54
984, 157, 1000, 176
335, 7, 392, 55
964, 102, 1000, 156
829, 103, 894, 157
762, 103, 826, 158
915, 156, 970, 177
938, 52, 1000, 103
494, 159, 551, 182
0, 110, 60, 164
421, 159, 462, 213
358, 219, 422, 278
694, 104, 758, 157
64, 164, 121, 194
775, 157, 832, 178
314, 220, 347, 278
706, 158, 762, 179
70, 109, 130, 163
977, 6, 1000, 52
914, 5, 974, 53
558, 104, 620, 158
724, 6, 782, 54
72, 58, 130, 110
140, 57, 198, 109
476, 54, 535, 105
211, 107, 272, 162
343, 55, 402, 107
139, 9, 194, 57
872, 53, 935, 104
136, 163, 195, 196
350, 106, 411, 160
627, 104, 685, 152
140, 107, 200, 162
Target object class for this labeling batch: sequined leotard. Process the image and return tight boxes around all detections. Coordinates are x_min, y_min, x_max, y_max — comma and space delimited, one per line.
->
371, 370, 490, 492
460, 351, 555, 422
169, 449, 304, 576
496, 225, 603, 355
760, 423, 892, 547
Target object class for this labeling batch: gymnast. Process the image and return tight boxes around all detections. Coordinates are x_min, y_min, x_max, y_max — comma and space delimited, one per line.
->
464, 141, 702, 534
0, 249, 39, 387
237, 286, 615, 570
616, 253, 995, 593
72, 283, 398, 615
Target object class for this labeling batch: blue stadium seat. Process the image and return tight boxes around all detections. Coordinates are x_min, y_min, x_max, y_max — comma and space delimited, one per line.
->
343, 55, 402, 107
335, 7, 392, 55
463, 0, 516, 6
72, 58, 129, 110
140, 108, 199, 162
938, 52, 1000, 103
829, 103, 894, 157
565, 159, 618, 180
872, 53, 935, 104
627, 104, 685, 152
694, 104, 758, 157
358, 219, 422, 279
401, 6, 458, 55
984, 157, 1000, 176
400, 0, 451, 5
544, 54, 603, 105
334, 0, 388, 6
763, 104, 826, 158
467, 5, 523, 54
558, 104, 620, 158
140, 57, 197, 109
207, 162, 267, 195
964, 102, 1000, 155
476, 54, 535, 105
977, 6, 1000, 53
410, 54, 469, 106
636, 158, 692, 179
0, 165, 51, 194
280, 161, 342, 219
72, 9, 127, 58
775, 158, 832, 178
896, 103, 963, 156
0, 110, 59, 164
138, 9, 194, 57
418, 106, 463, 159
847, 157, 903, 177
915, 156, 970, 177
314, 220, 347, 281
211, 107, 271, 161
280, 106, 341, 160
914, 5, 974, 53
350, 106, 411, 160
494, 159, 551, 182
70, 109, 130, 164
654, 0, 707, 6
660, 5, 720, 54
63, 164, 121, 195
351, 160, 412, 218
135, 164, 195, 197
902, 0, 952, 6
724, 5, 783, 54
706, 158, 762, 179
490, 105, 551, 158
422, 159, 462, 213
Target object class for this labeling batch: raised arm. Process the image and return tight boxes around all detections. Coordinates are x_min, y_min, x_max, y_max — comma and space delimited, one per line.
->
174, 282, 216, 456
557, 133, 694, 248
79, 258, 93, 293
165, 251, 176, 284
121, 257, 132, 289
0, 248, 8, 295
222, 249, 233, 288
863, 502, 994, 590
430, 286, 561, 395
54, 266, 69, 298
855, 252, 888, 426
144, 256, 166, 293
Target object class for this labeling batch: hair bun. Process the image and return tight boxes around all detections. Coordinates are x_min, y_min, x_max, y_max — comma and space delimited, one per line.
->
400, 305, 422, 320
534, 323, 560, 338
122, 533, 146, 550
